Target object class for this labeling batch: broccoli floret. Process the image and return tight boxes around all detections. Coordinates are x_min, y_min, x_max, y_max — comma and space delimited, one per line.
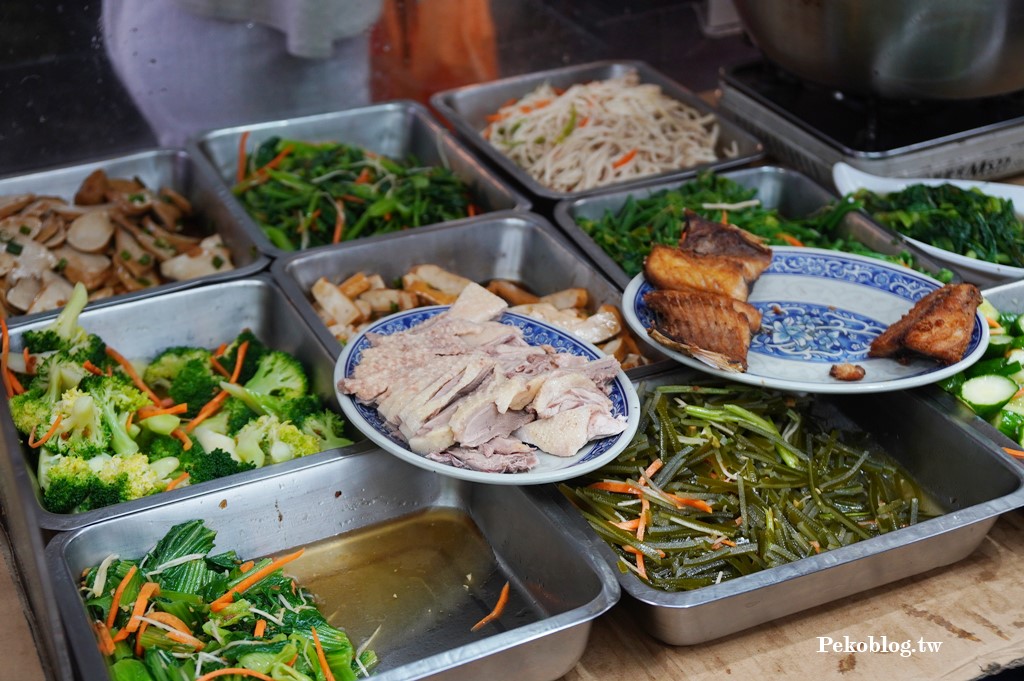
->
235, 414, 320, 467
221, 330, 270, 384
223, 396, 257, 435
189, 447, 255, 485
277, 394, 323, 426
86, 474, 131, 510
168, 360, 220, 417
41, 456, 97, 513
219, 351, 310, 417
21, 283, 107, 364
142, 346, 213, 389
45, 387, 110, 459
96, 452, 164, 501
31, 352, 90, 405
8, 386, 51, 437
299, 409, 352, 451
146, 433, 189, 463
81, 373, 150, 457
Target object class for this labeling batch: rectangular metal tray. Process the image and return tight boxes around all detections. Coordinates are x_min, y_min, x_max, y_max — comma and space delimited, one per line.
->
0, 148, 269, 327
46, 448, 620, 681
188, 101, 531, 259
270, 210, 666, 367
535, 365, 1024, 645
430, 60, 764, 203
0, 275, 366, 532
552, 164, 957, 289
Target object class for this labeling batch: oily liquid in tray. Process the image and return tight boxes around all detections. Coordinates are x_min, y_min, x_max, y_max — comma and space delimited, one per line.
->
286, 508, 532, 659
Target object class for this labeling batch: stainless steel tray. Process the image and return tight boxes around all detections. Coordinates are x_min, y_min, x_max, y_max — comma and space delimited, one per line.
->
430, 60, 764, 203
0, 149, 269, 327
46, 448, 620, 681
188, 101, 531, 259
271, 210, 665, 367
552, 164, 957, 289
0, 275, 366, 532
536, 365, 1024, 645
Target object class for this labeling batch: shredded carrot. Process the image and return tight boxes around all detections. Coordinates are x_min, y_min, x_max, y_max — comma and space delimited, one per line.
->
986, 316, 1001, 329
186, 341, 248, 433
665, 493, 714, 514
138, 403, 188, 419
93, 620, 116, 656
28, 414, 62, 448
166, 629, 205, 650
125, 411, 134, 432
311, 627, 336, 681
254, 618, 267, 638
125, 582, 161, 633
611, 518, 641, 531
106, 565, 138, 629
236, 131, 251, 183
195, 669, 275, 681
340, 193, 365, 204
643, 458, 664, 479
7, 369, 23, 395
471, 581, 511, 632
467, 203, 478, 217
213, 342, 228, 358
239, 560, 255, 573
578, 116, 589, 127
775, 232, 805, 247
209, 547, 304, 612
105, 347, 161, 406
165, 471, 190, 491
82, 360, 105, 376
0, 319, 11, 399
587, 481, 639, 495
145, 611, 191, 634
22, 346, 33, 375
171, 428, 193, 451
332, 199, 346, 244
611, 148, 637, 169
354, 167, 373, 185
623, 546, 649, 579
1003, 447, 1024, 459
134, 620, 148, 657
637, 497, 650, 542
286, 652, 299, 667
484, 112, 508, 123
256, 146, 294, 175
210, 357, 231, 378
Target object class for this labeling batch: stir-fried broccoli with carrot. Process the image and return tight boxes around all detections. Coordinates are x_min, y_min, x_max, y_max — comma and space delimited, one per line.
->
4, 283, 354, 514
232, 135, 476, 251
81, 519, 377, 681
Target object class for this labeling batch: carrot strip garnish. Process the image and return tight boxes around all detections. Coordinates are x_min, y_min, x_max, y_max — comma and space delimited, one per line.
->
210, 357, 231, 378
354, 167, 373, 185
775, 232, 805, 247
213, 343, 228, 358
986, 316, 1001, 329
665, 493, 713, 514
209, 547, 304, 612
253, 618, 267, 638
145, 611, 191, 634
171, 428, 192, 451
471, 581, 511, 632
311, 627, 336, 681
643, 458, 664, 479
125, 582, 161, 633
236, 131, 251, 183
166, 629, 205, 650
23, 346, 33, 375
611, 518, 641, 531
83, 360, 105, 376
286, 652, 299, 667
612, 149, 637, 169
93, 620, 116, 656
579, 116, 589, 127
195, 669, 275, 681
105, 347, 161, 406
256, 146, 293, 175
1, 319, 11, 399
1003, 447, 1024, 459
239, 560, 255, 573
637, 497, 650, 542
137, 403, 188, 419
467, 203, 478, 217
165, 471, 189, 491
332, 199, 345, 244
106, 565, 138, 629
587, 481, 640, 495
7, 369, 23, 395
134, 620, 148, 657
28, 414, 62, 448
623, 546, 649, 580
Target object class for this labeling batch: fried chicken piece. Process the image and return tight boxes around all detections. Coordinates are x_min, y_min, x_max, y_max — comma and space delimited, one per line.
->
644, 244, 751, 300
868, 283, 982, 365
679, 209, 773, 282
644, 287, 762, 372
830, 363, 866, 381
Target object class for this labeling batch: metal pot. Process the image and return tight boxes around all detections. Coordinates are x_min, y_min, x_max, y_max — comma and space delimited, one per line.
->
733, 0, 1024, 100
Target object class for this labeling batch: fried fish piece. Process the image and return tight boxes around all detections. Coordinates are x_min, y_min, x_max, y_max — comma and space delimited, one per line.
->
644, 287, 762, 372
869, 283, 982, 365
644, 244, 751, 300
830, 363, 866, 381
679, 209, 773, 282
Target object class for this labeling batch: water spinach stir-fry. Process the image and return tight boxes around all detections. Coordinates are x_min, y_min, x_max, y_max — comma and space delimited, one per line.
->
576, 172, 949, 280
853, 184, 1024, 267
5, 283, 352, 514
81, 520, 376, 681
563, 384, 937, 590
232, 135, 475, 251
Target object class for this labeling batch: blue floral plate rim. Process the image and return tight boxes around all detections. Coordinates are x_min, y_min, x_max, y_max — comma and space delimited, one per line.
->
334, 306, 641, 485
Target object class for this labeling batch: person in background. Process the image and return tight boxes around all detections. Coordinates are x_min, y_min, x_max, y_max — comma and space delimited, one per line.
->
102, 0, 383, 147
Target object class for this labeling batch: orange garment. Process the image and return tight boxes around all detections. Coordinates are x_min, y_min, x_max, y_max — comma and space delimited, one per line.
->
370, 0, 499, 104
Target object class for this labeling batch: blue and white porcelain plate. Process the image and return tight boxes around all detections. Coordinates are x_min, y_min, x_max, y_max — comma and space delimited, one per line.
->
334, 306, 641, 484
623, 247, 988, 393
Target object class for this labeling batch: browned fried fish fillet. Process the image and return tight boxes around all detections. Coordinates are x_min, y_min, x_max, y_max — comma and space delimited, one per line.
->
679, 209, 773, 282
868, 283, 982, 365
644, 244, 751, 301
644, 287, 762, 372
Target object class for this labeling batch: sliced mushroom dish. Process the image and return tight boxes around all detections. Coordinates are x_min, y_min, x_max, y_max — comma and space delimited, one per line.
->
0, 169, 234, 316
309, 264, 651, 370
